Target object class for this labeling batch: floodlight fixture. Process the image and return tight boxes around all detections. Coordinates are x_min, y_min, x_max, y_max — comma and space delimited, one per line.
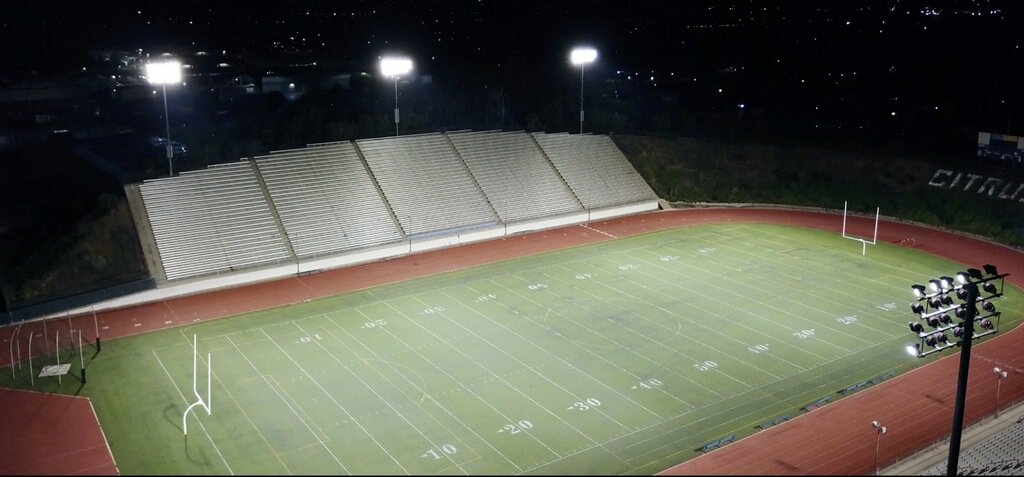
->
380, 57, 413, 77
910, 303, 924, 315
929, 280, 941, 292
956, 272, 969, 284
570, 47, 598, 65
145, 60, 183, 85
905, 343, 920, 357
908, 322, 924, 333
983, 282, 998, 295
379, 56, 413, 136
967, 268, 984, 280
570, 47, 598, 134
983, 264, 998, 276
911, 285, 926, 297
940, 276, 955, 289
146, 59, 182, 176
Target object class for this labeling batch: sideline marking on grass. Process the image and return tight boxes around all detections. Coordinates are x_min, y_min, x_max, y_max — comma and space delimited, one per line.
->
580, 223, 618, 239
152, 349, 235, 475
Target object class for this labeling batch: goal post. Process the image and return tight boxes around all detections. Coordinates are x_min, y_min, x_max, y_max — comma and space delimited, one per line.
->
182, 334, 211, 436
842, 201, 880, 256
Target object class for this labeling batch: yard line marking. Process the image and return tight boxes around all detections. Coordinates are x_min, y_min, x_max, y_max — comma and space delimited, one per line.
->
504, 272, 735, 395
376, 299, 567, 460
152, 349, 235, 475
180, 332, 293, 473
286, 323, 468, 475
487, 278, 701, 409
585, 257, 833, 363
225, 335, 354, 475
519, 339, 897, 474
454, 286, 664, 420
683, 235, 906, 331
546, 262, 811, 373
590, 252, 846, 355
423, 293, 633, 432
325, 313, 520, 472
268, 374, 330, 442
614, 251, 870, 349
542, 264, 781, 384
348, 304, 543, 472
580, 223, 618, 239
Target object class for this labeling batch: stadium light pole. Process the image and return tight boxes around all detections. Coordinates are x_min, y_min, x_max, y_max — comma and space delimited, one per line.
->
871, 420, 886, 476
145, 60, 183, 177
570, 47, 597, 134
380, 57, 413, 136
905, 264, 1009, 477
994, 367, 1008, 418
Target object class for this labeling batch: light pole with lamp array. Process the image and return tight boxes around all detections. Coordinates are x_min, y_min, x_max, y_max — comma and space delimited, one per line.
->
871, 420, 887, 476
380, 57, 413, 136
145, 60, 183, 177
570, 47, 597, 134
905, 264, 1009, 477
994, 367, 1008, 418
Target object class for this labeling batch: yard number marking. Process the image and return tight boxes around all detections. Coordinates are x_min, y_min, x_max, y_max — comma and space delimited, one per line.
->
876, 303, 897, 312
421, 306, 445, 315
296, 334, 323, 344
574, 273, 594, 280
659, 255, 680, 262
618, 264, 639, 271
698, 247, 716, 254
476, 293, 497, 302
836, 315, 858, 325
568, 398, 602, 411
498, 420, 534, 434
421, 444, 457, 460
633, 378, 663, 390
793, 329, 816, 339
527, 283, 548, 291
361, 319, 387, 329
693, 360, 718, 372
748, 343, 770, 354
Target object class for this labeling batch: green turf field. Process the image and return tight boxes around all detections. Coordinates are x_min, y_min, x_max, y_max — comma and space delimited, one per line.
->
3, 223, 1023, 475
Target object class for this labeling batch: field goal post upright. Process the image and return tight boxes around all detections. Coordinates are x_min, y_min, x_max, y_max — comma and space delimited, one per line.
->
842, 201, 879, 256
182, 334, 212, 436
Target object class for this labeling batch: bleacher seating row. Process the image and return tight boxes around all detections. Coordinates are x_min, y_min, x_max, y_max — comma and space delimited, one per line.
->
136, 130, 659, 281
922, 421, 1024, 475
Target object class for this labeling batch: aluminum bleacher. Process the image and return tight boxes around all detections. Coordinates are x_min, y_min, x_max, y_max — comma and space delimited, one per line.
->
356, 132, 499, 236
447, 130, 583, 223
139, 161, 293, 281
532, 132, 658, 209
255, 143, 403, 258
921, 421, 1024, 475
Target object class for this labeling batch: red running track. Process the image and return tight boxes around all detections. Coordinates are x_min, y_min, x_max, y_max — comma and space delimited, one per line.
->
0, 388, 117, 475
2, 207, 1023, 475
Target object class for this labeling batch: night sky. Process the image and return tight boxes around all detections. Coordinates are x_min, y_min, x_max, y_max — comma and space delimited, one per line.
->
2, 1, 1023, 146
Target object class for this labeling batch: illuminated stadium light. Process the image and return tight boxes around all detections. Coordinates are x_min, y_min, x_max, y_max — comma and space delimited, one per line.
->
995, 367, 1009, 417
145, 59, 182, 176
905, 343, 920, 357
570, 47, 597, 134
911, 285, 926, 297
379, 57, 413, 77
378, 56, 413, 136
570, 47, 598, 65
904, 264, 1009, 475
145, 60, 182, 85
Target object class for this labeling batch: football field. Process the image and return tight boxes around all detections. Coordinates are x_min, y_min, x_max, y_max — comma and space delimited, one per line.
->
5, 222, 1023, 474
